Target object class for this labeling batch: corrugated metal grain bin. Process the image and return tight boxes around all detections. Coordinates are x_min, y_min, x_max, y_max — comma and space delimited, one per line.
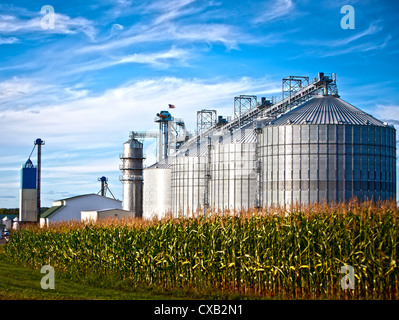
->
171, 143, 207, 216
210, 133, 257, 211
258, 96, 396, 206
143, 167, 172, 219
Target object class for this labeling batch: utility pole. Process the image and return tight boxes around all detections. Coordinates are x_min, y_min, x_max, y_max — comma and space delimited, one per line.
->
35, 138, 45, 223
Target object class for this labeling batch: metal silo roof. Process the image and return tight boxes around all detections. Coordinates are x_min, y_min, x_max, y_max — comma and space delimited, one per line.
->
269, 96, 386, 126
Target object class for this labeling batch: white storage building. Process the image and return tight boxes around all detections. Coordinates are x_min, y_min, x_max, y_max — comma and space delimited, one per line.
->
40, 194, 123, 227
81, 208, 133, 222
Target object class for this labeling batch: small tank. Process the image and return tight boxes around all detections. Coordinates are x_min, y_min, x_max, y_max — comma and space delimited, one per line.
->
120, 138, 145, 217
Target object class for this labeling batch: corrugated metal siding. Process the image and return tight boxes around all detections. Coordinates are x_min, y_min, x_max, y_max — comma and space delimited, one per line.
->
210, 142, 256, 211
170, 124, 257, 216
143, 168, 172, 218
259, 121, 396, 207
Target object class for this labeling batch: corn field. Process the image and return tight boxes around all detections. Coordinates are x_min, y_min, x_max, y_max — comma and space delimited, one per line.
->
4, 199, 399, 299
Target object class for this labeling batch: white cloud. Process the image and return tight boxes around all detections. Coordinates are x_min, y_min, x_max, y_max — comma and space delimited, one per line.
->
167, 23, 241, 49
80, 21, 244, 53
253, 0, 294, 24
0, 77, 48, 104
150, 0, 197, 24
297, 23, 385, 49
333, 23, 383, 46
293, 20, 390, 59
112, 23, 124, 31
78, 0, 248, 54
0, 11, 96, 39
117, 47, 190, 67
51, 13, 97, 40
0, 36, 19, 44
71, 47, 190, 73
0, 76, 280, 150
0, 77, 90, 111
373, 104, 399, 127
317, 35, 391, 57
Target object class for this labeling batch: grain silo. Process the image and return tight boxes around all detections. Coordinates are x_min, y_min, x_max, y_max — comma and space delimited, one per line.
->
141, 73, 397, 218
170, 124, 258, 216
19, 159, 38, 222
209, 126, 257, 212
257, 95, 397, 206
171, 138, 208, 216
143, 161, 172, 219
120, 138, 144, 217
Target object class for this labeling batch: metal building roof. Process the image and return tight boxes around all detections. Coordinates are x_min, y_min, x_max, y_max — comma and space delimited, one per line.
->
269, 96, 387, 126
41, 205, 64, 219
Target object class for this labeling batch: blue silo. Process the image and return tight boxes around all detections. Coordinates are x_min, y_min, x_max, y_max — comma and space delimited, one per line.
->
19, 159, 38, 222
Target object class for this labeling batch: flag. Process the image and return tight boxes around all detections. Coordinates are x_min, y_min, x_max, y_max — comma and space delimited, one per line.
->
168, 104, 175, 109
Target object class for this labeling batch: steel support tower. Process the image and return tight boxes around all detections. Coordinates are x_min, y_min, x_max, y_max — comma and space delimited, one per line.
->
234, 95, 257, 127
197, 109, 217, 135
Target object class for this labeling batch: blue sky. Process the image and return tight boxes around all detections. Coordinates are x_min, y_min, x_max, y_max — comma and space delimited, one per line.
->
1, 0, 399, 208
